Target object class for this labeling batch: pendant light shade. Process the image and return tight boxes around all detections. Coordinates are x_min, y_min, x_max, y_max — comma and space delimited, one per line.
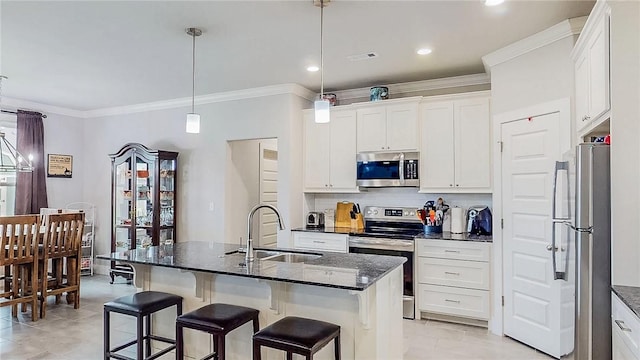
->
186, 27, 202, 133
314, 100, 330, 124
314, 0, 330, 123
186, 113, 200, 133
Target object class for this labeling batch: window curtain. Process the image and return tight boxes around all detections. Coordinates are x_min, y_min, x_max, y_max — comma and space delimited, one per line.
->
15, 110, 48, 215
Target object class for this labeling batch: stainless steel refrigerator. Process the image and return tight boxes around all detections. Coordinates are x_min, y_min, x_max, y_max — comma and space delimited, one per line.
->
552, 143, 611, 360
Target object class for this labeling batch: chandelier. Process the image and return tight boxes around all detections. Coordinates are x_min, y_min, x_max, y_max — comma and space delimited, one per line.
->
0, 75, 34, 172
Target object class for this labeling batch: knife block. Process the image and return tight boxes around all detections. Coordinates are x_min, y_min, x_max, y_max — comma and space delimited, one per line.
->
351, 213, 364, 231
335, 201, 354, 228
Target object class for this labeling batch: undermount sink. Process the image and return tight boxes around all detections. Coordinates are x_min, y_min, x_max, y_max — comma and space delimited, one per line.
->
225, 249, 321, 263
262, 253, 322, 263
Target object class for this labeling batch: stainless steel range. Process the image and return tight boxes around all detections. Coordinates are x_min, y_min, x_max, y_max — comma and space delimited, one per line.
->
348, 206, 423, 319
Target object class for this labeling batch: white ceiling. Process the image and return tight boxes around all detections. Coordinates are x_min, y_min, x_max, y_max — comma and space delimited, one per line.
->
0, 0, 595, 112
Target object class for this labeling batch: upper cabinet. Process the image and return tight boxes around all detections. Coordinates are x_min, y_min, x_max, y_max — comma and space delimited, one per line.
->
420, 93, 491, 193
572, 1, 610, 135
303, 109, 359, 193
356, 101, 419, 152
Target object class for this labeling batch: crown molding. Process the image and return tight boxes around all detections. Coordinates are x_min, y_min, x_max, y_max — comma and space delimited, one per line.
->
1, 96, 85, 118
329, 73, 490, 101
482, 16, 588, 75
85, 83, 316, 118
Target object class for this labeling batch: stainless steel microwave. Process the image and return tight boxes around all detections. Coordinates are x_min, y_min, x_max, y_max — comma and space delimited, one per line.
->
356, 151, 419, 187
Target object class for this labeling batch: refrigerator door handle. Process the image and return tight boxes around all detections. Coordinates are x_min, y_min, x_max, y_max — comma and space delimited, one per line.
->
552, 161, 570, 280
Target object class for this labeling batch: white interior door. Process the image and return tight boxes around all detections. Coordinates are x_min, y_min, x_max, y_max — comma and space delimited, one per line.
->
259, 141, 278, 248
502, 112, 566, 358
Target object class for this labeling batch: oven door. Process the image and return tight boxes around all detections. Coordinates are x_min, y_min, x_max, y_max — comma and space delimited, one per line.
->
349, 237, 415, 319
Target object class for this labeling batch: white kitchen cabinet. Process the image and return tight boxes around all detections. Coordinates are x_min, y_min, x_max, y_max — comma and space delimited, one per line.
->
356, 101, 419, 152
420, 93, 491, 193
291, 231, 348, 253
613, 292, 640, 360
416, 239, 492, 323
303, 109, 358, 193
572, 1, 610, 134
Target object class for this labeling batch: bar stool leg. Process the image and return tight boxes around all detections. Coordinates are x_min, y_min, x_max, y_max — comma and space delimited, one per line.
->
137, 314, 144, 360
334, 333, 341, 360
217, 335, 225, 360
176, 322, 183, 360
286, 352, 293, 360
145, 313, 152, 357
252, 343, 261, 360
104, 309, 110, 360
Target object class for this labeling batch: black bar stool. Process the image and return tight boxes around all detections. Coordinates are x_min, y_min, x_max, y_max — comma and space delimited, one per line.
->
104, 291, 183, 360
253, 316, 340, 360
176, 303, 259, 360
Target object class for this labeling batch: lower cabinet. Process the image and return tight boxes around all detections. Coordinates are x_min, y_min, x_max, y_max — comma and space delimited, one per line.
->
416, 239, 492, 323
613, 292, 640, 360
291, 231, 348, 253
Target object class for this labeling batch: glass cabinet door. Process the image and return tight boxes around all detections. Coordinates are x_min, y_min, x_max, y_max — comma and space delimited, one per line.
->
135, 155, 154, 249
114, 159, 133, 251
159, 158, 176, 244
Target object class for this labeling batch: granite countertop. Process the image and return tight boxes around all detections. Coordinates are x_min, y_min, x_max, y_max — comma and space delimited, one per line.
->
613, 285, 640, 318
293, 227, 492, 242
96, 241, 405, 291
416, 231, 493, 243
291, 227, 364, 235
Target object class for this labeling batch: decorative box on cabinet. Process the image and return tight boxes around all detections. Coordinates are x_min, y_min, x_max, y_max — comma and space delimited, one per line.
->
416, 239, 492, 325
613, 292, 640, 360
419, 92, 491, 193
109, 143, 178, 284
356, 99, 420, 152
291, 231, 348, 253
303, 109, 359, 193
572, 1, 610, 136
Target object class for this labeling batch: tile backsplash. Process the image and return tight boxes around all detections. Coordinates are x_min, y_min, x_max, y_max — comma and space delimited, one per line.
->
310, 188, 493, 232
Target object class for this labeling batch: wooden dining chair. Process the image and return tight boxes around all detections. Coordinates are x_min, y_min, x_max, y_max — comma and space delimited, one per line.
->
0, 215, 40, 321
39, 212, 84, 318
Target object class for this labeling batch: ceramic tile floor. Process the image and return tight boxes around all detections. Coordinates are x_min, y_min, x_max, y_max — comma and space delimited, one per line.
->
0, 275, 553, 360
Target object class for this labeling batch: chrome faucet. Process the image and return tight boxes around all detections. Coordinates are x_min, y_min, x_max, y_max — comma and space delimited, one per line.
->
245, 204, 285, 262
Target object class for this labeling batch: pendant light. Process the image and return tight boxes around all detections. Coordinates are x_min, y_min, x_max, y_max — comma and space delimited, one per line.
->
314, 0, 330, 124
0, 75, 34, 172
185, 27, 202, 133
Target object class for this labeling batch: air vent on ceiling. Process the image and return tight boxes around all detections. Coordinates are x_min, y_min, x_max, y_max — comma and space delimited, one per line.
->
347, 52, 379, 61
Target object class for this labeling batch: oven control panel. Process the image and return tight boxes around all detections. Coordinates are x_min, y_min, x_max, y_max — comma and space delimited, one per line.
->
364, 206, 420, 221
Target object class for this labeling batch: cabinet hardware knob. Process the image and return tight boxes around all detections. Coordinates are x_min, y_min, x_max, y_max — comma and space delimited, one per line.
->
381, 147, 385, 149
444, 250, 460, 253
456, 184, 459, 187
546, 244, 558, 251
444, 299, 461, 304
444, 271, 460, 276
449, 184, 453, 187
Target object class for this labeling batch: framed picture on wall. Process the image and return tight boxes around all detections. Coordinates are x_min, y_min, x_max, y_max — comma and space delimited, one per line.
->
47, 154, 73, 178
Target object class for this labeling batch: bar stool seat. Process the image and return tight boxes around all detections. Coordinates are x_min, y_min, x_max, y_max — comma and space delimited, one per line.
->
253, 316, 340, 360
176, 303, 259, 360
104, 291, 183, 360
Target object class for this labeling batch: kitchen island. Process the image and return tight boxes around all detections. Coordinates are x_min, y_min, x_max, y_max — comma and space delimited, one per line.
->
97, 241, 405, 360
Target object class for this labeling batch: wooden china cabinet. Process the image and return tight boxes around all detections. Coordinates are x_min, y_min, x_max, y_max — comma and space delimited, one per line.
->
109, 143, 178, 284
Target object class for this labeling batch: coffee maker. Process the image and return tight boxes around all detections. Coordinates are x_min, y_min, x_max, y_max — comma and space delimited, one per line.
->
466, 206, 492, 235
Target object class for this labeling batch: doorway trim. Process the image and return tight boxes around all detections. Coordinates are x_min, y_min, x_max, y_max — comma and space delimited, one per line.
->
491, 97, 571, 336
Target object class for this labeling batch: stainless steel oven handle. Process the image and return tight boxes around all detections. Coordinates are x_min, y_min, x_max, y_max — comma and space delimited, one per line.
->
349, 237, 414, 252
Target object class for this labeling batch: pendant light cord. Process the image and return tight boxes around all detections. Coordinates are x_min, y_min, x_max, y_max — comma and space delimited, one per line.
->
191, 31, 196, 113
319, 0, 324, 100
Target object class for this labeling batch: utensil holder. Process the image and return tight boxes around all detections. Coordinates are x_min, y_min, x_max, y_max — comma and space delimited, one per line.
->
424, 224, 443, 234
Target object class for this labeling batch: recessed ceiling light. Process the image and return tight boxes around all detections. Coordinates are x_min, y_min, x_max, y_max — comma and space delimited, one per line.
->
307, 65, 320, 72
417, 48, 433, 55
485, 0, 504, 6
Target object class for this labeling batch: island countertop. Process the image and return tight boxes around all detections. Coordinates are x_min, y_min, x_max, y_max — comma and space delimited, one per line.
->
96, 241, 405, 291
